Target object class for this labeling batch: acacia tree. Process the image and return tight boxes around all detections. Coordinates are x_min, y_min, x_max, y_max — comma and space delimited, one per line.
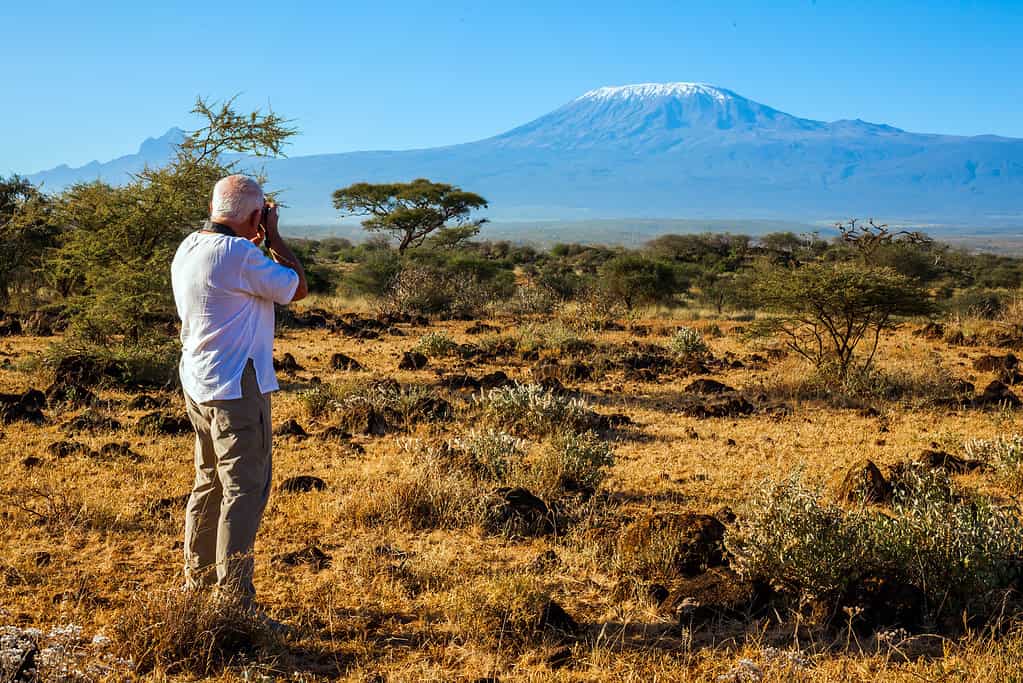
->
751, 261, 933, 378
49, 96, 296, 344
597, 254, 686, 311
332, 179, 487, 254
0, 175, 56, 306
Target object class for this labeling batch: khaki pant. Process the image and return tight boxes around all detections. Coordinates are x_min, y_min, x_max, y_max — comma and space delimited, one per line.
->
182, 360, 272, 603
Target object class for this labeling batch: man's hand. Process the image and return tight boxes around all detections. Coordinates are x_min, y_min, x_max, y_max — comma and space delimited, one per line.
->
259, 201, 308, 302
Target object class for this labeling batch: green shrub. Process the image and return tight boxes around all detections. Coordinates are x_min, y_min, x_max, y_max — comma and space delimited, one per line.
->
451, 429, 528, 482
964, 435, 1023, 488
530, 431, 614, 498
412, 331, 459, 357
727, 473, 1023, 617
668, 326, 709, 359
475, 384, 599, 437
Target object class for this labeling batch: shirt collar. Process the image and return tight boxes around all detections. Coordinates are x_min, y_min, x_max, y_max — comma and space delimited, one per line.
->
201, 220, 237, 237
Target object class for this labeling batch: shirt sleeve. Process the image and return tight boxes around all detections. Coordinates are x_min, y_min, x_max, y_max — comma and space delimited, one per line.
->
237, 244, 300, 305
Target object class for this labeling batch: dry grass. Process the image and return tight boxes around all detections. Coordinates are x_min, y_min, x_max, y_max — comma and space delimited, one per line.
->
3, 306, 1023, 680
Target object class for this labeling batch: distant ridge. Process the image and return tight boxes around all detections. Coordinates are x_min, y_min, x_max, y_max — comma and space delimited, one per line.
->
26, 83, 1023, 230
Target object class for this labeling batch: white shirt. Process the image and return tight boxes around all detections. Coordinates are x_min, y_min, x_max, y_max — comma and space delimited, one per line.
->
171, 230, 300, 403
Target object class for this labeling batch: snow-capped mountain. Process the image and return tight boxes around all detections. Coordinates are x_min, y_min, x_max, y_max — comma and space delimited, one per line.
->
25, 83, 1023, 228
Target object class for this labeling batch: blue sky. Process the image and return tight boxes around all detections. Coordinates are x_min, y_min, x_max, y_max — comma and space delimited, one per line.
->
2, 0, 1021, 175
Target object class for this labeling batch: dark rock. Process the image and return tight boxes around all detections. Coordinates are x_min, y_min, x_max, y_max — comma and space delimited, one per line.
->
713, 506, 737, 525
21, 456, 42, 468
280, 475, 327, 493
46, 440, 91, 458
44, 382, 96, 409
273, 544, 332, 570
53, 354, 111, 387
973, 353, 1019, 372
63, 408, 121, 435
839, 573, 926, 635
480, 371, 512, 389
648, 583, 670, 606
127, 394, 168, 410
398, 352, 428, 371
0, 389, 46, 424
914, 449, 985, 474
617, 512, 727, 579
408, 396, 453, 423
96, 442, 141, 461
34, 551, 52, 567
466, 322, 500, 335
596, 413, 632, 430
838, 459, 891, 504
318, 426, 353, 441
914, 322, 945, 340
23, 311, 55, 336
387, 327, 406, 337
273, 352, 303, 373
410, 315, 430, 327
684, 379, 736, 394
273, 419, 308, 438
674, 569, 777, 629
0, 314, 21, 336
488, 486, 555, 536
678, 394, 755, 419
537, 600, 579, 637
977, 380, 1022, 408
440, 374, 482, 391
564, 361, 593, 381
545, 645, 573, 669
330, 353, 364, 371
135, 411, 192, 436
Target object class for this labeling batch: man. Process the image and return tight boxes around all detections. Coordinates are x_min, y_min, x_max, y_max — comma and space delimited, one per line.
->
171, 174, 308, 606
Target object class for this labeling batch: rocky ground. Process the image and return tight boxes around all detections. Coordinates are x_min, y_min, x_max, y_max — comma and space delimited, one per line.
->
1, 304, 1023, 681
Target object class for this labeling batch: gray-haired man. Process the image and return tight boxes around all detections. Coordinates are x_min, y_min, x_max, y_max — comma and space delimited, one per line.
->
171, 174, 308, 604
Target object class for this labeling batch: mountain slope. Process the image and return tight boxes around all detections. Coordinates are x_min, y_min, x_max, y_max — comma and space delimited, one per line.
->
26, 84, 1023, 227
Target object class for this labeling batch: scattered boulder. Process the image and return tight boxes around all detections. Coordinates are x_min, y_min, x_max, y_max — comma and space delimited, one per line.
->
62, 411, 121, 435
678, 393, 755, 419
545, 645, 572, 669
44, 382, 97, 409
347, 405, 391, 436
398, 352, 428, 371
617, 512, 727, 580
52, 354, 113, 387
0, 389, 46, 424
684, 379, 736, 395
466, 322, 500, 335
674, 569, 778, 629
440, 374, 482, 392
914, 449, 986, 474
488, 487, 555, 536
330, 353, 364, 371
913, 322, 945, 340
387, 327, 406, 337
839, 573, 926, 635
407, 396, 453, 423
318, 426, 353, 441
279, 475, 327, 493
273, 419, 308, 438
46, 440, 92, 458
21, 455, 42, 468
273, 353, 303, 373
537, 599, 579, 638
127, 394, 168, 410
976, 380, 1022, 408
480, 371, 512, 389
0, 313, 21, 336
838, 459, 891, 504
96, 442, 141, 461
973, 353, 1018, 372
273, 544, 332, 570
135, 411, 192, 436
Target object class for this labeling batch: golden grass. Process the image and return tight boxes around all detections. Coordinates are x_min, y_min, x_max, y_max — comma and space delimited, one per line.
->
2, 308, 1022, 680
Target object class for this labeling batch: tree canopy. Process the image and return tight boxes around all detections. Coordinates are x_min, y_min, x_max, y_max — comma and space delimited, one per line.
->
332, 179, 488, 254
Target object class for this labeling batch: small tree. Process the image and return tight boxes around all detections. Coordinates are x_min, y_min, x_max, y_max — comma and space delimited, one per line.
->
0, 175, 56, 307
597, 254, 686, 311
332, 179, 487, 254
750, 261, 933, 378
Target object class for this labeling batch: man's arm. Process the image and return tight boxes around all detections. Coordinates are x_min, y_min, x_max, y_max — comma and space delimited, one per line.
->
262, 204, 308, 302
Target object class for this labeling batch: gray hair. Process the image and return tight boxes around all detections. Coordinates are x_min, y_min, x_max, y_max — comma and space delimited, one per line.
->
210, 175, 264, 221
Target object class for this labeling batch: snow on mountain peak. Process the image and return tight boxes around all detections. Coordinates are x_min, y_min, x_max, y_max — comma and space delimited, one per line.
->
577, 82, 735, 102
